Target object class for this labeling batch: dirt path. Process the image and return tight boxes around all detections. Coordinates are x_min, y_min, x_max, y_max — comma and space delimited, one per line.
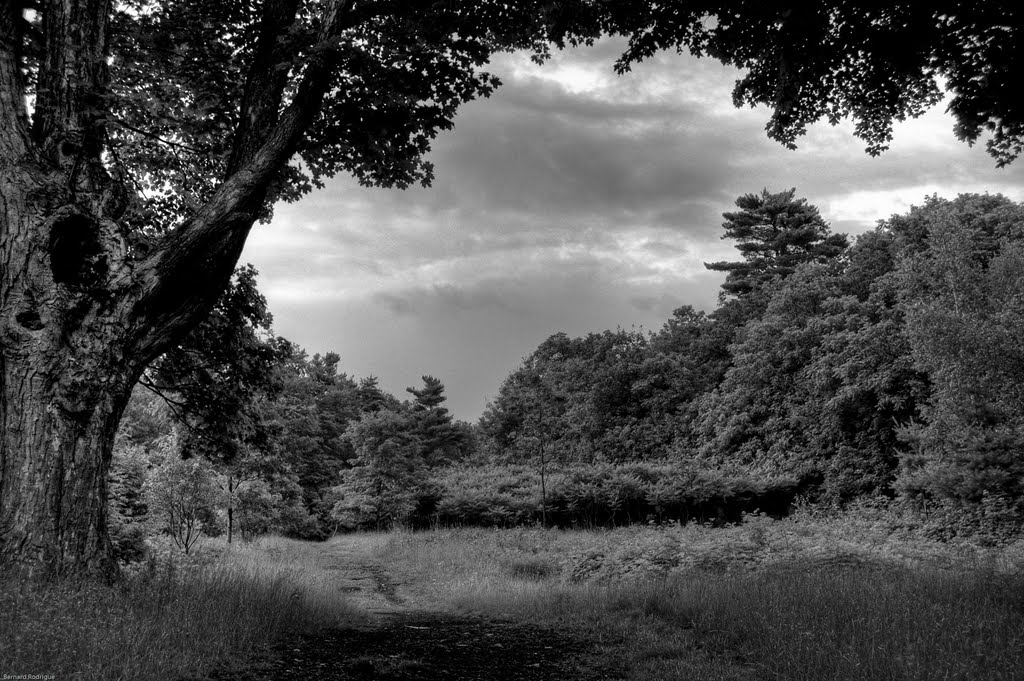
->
310, 540, 411, 620
199, 539, 624, 681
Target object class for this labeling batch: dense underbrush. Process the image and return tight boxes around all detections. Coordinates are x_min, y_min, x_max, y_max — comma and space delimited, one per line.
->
335, 461, 806, 531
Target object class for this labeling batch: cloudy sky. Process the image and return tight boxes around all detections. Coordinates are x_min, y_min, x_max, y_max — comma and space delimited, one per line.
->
240, 38, 1024, 421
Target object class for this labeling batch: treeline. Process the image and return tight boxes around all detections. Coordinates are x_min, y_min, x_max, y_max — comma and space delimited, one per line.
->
110, 190, 1024, 556
108, 269, 473, 559
405, 463, 796, 529
479, 191, 1024, 539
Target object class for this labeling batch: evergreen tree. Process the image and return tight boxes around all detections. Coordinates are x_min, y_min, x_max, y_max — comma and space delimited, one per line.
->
334, 411, 425, 530
696, 264, 845, 476
648, 306, 734, 446
701, 189, 850, 382
407, 376, 448, 412
406, 376, 471, 464
706, 188, 849, 300
357, 376, 390, 413
258, 344, 363, 538
479, 329, 677, 465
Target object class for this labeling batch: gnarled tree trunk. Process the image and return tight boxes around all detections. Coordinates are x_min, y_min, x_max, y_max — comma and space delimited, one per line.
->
0, 359, 131, 581
0, 0, 345, 580
0, 162, 143, 581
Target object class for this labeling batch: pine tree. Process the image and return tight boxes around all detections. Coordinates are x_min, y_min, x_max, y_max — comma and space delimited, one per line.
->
407, 376, 448, 412
357, 376, 388, 413
706, 188, 848, 300
406, 376, 469, 464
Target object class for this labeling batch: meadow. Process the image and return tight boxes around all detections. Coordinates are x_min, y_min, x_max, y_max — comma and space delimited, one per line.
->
372, 510, 1024, 681
2, 508, 1023, 680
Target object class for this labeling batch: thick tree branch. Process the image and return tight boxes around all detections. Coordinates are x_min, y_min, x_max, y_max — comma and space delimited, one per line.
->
129, 0, 356, 362
226, 0, 366, 175
226, 0, 303, 175
32, 0, 111, 162
0, 2, 32, 158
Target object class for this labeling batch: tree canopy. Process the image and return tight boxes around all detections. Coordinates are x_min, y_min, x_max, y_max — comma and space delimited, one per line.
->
605, 2, 1024, 165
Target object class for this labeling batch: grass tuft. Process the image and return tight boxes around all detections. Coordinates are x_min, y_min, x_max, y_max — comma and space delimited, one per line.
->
505, 555, 559, 581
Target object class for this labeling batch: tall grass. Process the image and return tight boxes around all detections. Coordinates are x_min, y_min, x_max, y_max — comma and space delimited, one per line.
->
683, 567, 1023, 680
373, 520, 1024, 681
5, 517, 1021, 680
0, 537, 361, 681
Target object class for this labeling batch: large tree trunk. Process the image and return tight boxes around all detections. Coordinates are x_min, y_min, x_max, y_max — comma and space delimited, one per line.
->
0, 0, 344, 580
0, 358, 131, 581
0, 140, 266, 581
0, 163, 142, 581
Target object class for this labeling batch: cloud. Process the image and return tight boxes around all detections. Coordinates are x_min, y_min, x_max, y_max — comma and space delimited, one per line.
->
267, 267, 723, 420
374, 284, 521, 317
242, 36, 1024, 420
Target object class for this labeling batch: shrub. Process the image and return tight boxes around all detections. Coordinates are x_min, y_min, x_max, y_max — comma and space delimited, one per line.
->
108, 442, 151, 562
144, 455, 225, 554
418, 462, 801, 530
236, 481, 282, 540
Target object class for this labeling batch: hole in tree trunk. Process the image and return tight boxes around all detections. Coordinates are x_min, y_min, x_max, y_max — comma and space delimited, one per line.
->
15, 310, 44, 330
49, 212, 107, 287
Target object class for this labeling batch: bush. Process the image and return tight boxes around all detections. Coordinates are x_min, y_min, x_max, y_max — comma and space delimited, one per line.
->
236, 481, 282, 540
280, 501, 327, 540
433, 466, 541, 527
109, 517, 148, 563
144, 453, 225, 554
417, 462, 801, 530
108, 443, 151, 562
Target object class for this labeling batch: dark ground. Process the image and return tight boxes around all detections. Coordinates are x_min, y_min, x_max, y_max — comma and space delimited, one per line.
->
198, 613, 625, 681
186, 539, 626, 681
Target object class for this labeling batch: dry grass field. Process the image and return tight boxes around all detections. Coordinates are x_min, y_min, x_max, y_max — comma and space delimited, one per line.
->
3, 510, 1023, 680
369, 513, 1024, 680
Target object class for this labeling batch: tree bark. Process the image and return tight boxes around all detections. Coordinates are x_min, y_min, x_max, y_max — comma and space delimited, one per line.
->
0, 164, 139, 581
0, 358, 129, 581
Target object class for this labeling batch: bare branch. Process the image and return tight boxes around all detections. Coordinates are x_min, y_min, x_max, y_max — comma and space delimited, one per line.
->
110, 117, 208, 154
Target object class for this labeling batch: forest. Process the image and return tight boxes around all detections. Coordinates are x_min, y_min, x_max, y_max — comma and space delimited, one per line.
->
108, 188, 1024, 560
